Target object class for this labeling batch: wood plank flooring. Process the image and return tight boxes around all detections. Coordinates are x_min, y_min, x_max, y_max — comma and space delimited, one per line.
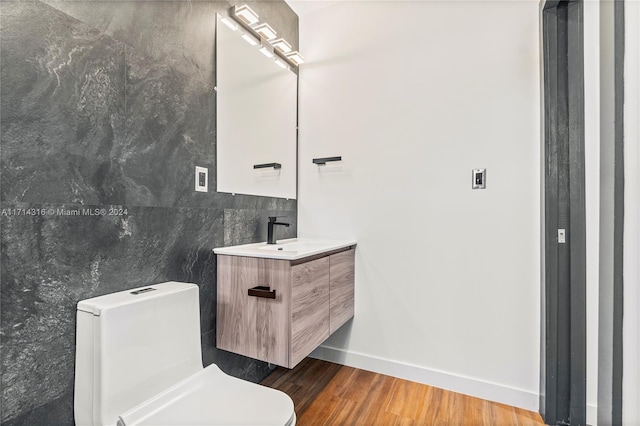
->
261, 358, 545, 425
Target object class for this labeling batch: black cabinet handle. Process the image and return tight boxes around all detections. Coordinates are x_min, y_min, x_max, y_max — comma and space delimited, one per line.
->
313, 156, 342, 165
248, 286, 276, 299
254, 163, 282, 169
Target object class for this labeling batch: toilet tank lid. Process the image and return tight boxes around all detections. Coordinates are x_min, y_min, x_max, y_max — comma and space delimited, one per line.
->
77, 282, 198, 316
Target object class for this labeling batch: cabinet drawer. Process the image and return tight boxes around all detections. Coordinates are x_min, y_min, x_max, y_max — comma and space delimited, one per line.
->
290, 257, 330, 367
216, 255, 291, 366
329, 249, 355, 334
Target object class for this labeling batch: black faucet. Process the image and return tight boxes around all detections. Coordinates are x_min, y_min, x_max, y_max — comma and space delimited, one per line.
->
267, 216, 290, 244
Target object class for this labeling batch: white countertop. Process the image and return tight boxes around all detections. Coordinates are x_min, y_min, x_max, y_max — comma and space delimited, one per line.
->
213, 238, 357, 261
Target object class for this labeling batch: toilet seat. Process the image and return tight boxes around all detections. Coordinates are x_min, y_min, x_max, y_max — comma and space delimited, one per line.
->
117, 364, 296, 426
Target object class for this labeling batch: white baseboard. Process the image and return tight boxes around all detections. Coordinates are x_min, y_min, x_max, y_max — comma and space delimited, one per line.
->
309, 345, 540, 413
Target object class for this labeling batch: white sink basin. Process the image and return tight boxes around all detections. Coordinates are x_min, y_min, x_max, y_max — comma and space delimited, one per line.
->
214, 238, 356, 260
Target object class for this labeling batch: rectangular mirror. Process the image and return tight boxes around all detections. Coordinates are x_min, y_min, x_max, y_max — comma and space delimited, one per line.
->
216, 14, 297, 199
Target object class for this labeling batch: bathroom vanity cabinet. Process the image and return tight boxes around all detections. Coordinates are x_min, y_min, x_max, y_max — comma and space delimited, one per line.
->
216, 246, 355, 369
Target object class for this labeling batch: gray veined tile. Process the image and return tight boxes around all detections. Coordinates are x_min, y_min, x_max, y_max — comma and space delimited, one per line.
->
41, 0, 219, 85
223, 208, 297, 247
0, 1, 126, 206
0, 203, 224, 423
123, 47, 216, 208
0, 0, 299, 423
40, 0, 299, 86
223, 209, 262, 246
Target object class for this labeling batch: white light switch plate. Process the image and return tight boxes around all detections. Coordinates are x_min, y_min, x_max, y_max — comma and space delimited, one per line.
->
195, 166, 208, 192
472, 168, 486, 189
558, 229, 566, 243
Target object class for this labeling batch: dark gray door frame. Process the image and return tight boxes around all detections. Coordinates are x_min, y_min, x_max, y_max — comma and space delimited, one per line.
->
541, 1, 587, 425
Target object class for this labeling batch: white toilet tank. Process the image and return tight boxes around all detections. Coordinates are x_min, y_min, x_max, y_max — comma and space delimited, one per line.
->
74, 282, 203, 426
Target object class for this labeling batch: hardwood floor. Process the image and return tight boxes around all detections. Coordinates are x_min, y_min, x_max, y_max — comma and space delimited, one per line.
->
261, 358, 545, 425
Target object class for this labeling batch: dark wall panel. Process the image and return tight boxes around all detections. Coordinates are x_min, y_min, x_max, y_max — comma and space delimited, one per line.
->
0, 0, 299, 424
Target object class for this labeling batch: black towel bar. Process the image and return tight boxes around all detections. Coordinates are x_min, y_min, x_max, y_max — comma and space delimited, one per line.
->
312, 156, 342, 165
253, 163, 282, 169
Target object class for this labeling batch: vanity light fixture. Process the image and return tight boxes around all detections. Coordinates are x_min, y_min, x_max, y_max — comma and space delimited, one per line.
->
233, 4, 259, 25
241, 32, 258, 46
220, 17, 238, 31
228, 5, 304, 68
285, 51, 305, 65
271, 38, 292, 54
254, 23, 277, 40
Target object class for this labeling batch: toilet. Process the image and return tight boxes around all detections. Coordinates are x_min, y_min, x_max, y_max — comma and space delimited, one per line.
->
74, 281, 296, 426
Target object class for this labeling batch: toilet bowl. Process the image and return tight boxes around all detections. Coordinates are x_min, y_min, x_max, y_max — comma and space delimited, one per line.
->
74, 281, 295, 426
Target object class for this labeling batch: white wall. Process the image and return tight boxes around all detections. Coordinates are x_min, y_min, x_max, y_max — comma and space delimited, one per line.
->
623, 0, 640, 423
296, 1, 541, 411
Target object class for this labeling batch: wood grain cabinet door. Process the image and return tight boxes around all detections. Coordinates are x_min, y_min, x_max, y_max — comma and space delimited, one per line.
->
217, 256, 291, 367
329, 249, 355, 334
290, 257, 330, 367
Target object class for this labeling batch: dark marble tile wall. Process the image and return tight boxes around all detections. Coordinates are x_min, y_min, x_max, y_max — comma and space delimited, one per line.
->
0, 1, 298, 424
40, 0, 300, 87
